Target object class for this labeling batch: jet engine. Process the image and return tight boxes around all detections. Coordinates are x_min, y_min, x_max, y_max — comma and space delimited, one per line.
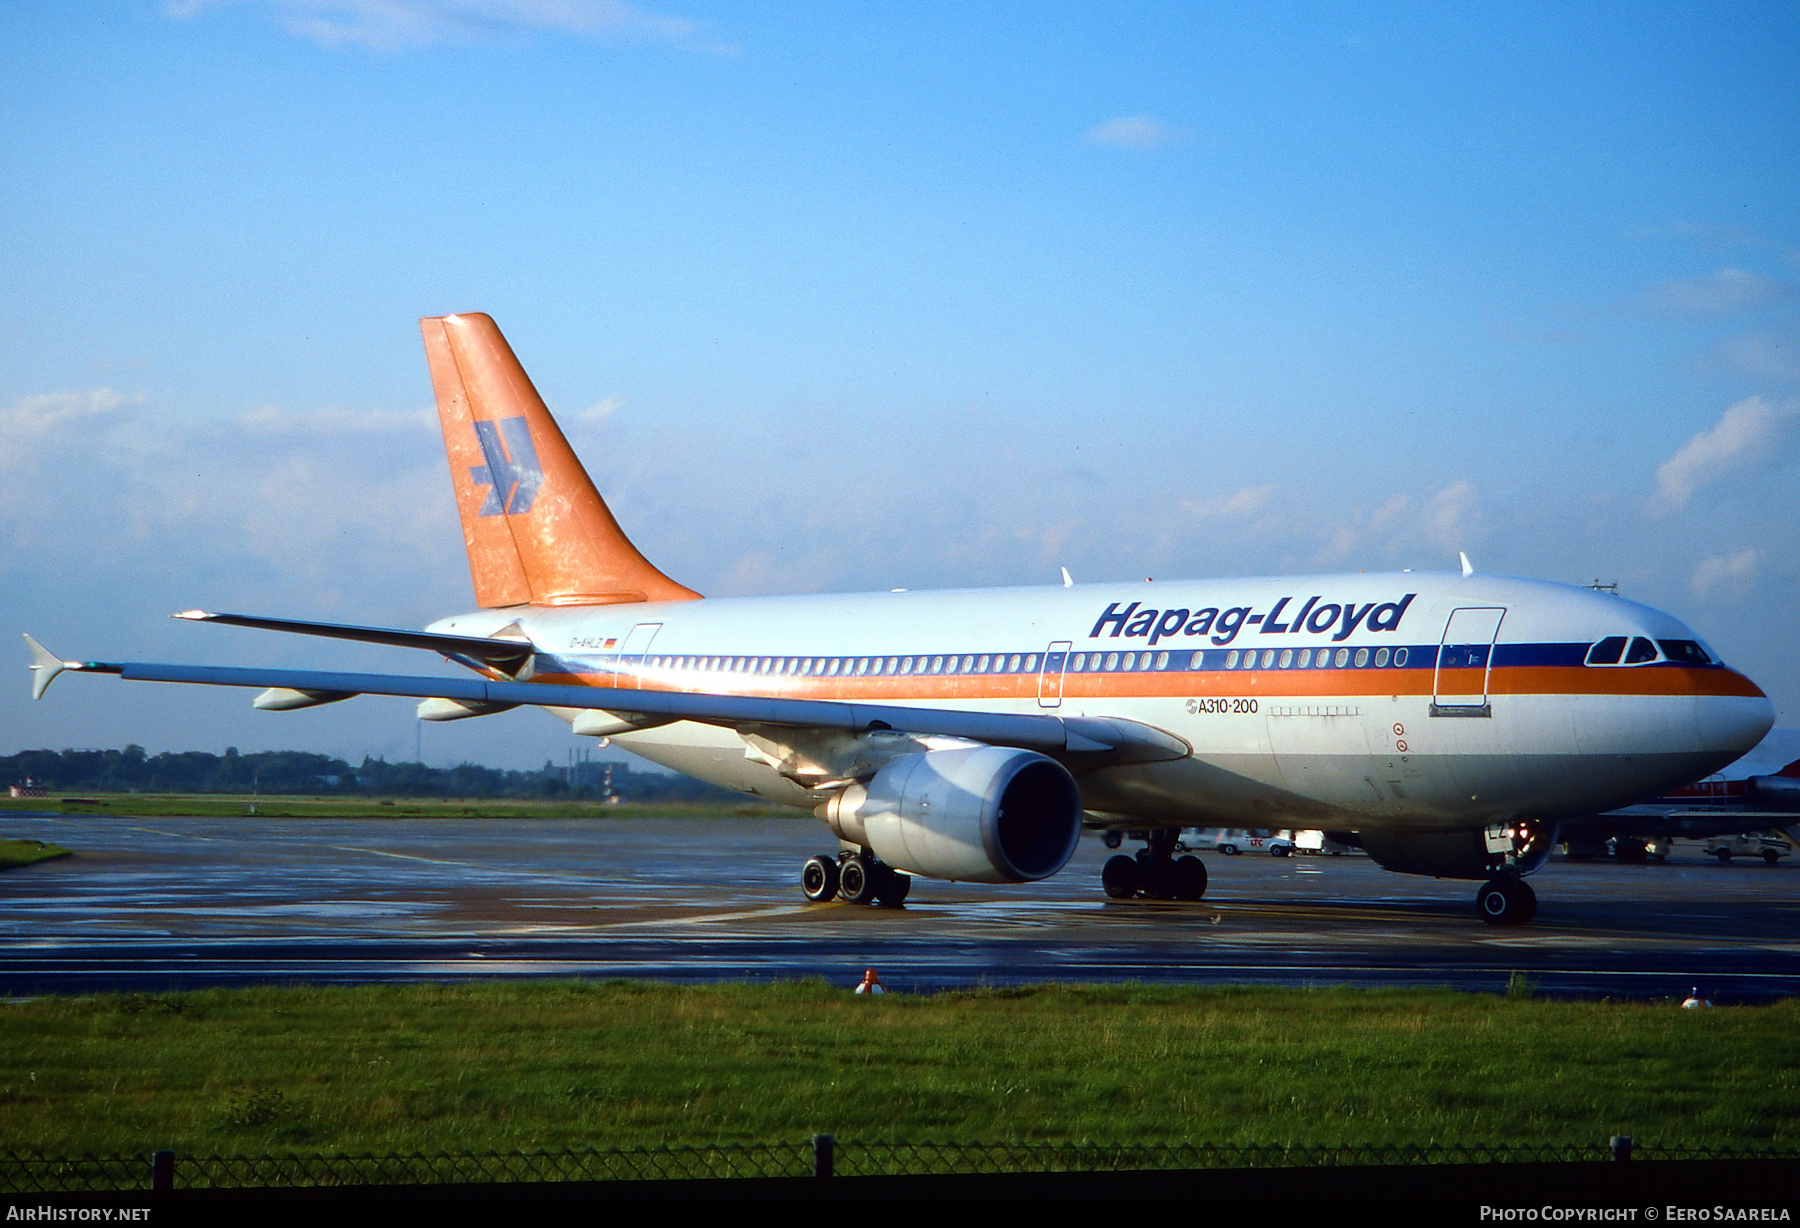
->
820, 745, 1082, 883
1358, 819, 1559, 880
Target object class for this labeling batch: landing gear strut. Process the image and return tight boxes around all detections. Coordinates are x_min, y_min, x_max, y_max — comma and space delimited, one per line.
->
1475, 876, 1537, 926
1102, 828, 1208, 902
800, 851, 910, 907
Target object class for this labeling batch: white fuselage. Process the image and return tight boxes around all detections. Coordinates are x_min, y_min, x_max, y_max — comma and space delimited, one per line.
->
429, 571, 1773, 836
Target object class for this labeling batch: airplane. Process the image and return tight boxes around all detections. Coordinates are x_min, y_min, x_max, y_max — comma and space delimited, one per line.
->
22, 313, 1776, 925
1560, 728, 1800, 860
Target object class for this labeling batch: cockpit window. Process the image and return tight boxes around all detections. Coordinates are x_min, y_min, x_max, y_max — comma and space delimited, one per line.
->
1625, 637, 1659, 664
1658, 639, 1715, 666
1585, 636, 1626, 666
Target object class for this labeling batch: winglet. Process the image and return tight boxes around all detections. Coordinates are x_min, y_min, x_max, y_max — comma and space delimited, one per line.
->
23, 634, 66, 701
1061, 567, 1074, 588
1459, 551, 1475, 578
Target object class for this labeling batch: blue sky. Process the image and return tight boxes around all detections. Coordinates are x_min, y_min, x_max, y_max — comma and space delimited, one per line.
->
3, 2, 1797, 769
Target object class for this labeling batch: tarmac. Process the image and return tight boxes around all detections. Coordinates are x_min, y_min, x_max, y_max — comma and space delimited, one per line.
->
1, 811, 1797, 1000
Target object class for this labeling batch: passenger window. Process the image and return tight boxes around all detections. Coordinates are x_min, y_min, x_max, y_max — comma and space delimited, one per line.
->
1223, 650, 1239, 669
1072, 653, 1086, 671
977, 655, 990, 672
1334, 648, 1350, 667
1025, 655, 1039, 672
1395, 647, 1409, 667
900, 657, 915, 674
1585, 637, 1627, 666
1626, 637, 1659, 664
1122, 652, 1136, 670
1278, 649, 1292, 668
1156, 651, 1169, 669
1190, 651, 1206, 670
1009, 654, 1023, 672
1104, 652, 1119, 670
1354, 648, 1369, 667
1374, 647, 1390, 667
1297, 648, 1312, 668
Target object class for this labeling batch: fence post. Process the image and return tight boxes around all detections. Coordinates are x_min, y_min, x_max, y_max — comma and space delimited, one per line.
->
1610, 1136, 1632, 1162
151, 1150, 174, 1192
813, 1134, 834, 1179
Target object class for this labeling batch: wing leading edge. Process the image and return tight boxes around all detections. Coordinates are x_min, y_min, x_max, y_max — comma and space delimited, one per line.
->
23, 641, 1190, 766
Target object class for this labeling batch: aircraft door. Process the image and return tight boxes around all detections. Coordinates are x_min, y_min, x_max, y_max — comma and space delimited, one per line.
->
1038, 642, 1071, 709
616, 622, 662, 689
1432, 607, 1505, 717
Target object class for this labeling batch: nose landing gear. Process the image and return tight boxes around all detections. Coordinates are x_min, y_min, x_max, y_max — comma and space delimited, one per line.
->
1475, 876, 1537, 926
1101, 829, 1208, 901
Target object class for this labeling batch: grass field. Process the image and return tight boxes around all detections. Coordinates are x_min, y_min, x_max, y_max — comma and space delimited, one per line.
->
0, 982, 1793, 1155
0, 794, 787, 820
0, 839, 69, 870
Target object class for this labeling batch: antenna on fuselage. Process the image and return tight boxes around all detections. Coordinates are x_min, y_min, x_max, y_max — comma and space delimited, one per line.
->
1459, 551, 1475, 578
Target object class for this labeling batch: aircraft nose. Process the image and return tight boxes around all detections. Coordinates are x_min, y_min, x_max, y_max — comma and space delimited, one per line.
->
1706, 676, 1775, 758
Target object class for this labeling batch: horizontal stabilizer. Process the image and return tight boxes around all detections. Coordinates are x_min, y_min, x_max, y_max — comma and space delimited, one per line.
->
175, 611, 535, 674
54, 655, 1190, 765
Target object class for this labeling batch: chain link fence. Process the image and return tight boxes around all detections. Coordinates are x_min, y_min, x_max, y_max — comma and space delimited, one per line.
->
3, 1138, 1795, 1194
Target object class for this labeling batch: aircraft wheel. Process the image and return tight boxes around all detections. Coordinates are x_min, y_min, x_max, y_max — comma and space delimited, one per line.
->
1139, 856, 1174, 900
1516, 879, 1538, 924
801, 855, 840, 903
1102, 855, 1140, 899
1476, 878, 1532, 926
838, 854, 879, 905
1172, 856, 1208, 901
874, 866, 912, 907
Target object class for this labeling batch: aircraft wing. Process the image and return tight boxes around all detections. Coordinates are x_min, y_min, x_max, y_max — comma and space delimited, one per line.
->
1561, 805, 1800, 842
170, 611, 534, 673
22, 638, 1189, 765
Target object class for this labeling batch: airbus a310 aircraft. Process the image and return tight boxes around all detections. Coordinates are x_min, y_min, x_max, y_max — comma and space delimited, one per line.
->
24, 314, 1776, 924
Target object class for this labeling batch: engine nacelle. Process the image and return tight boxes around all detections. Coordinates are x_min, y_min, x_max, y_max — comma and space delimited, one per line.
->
1746, 776, 1800, 810
821, 746, 1082, 883
1359, 819, 1559, 881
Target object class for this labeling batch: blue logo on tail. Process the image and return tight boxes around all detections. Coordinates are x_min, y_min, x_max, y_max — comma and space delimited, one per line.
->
469, 417, 543, 516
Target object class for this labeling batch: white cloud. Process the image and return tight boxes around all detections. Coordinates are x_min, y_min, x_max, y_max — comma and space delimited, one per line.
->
576, 394, 626, 424
167, 0, 726, 53
0, 388, 138, 438
1084, 115, 1187, 151
1181, 485, 1273, 519
1712, 330, 1800, 384
1691, 547, 1761, 597
234, 405, 436, 435
1636, 268, 1797, 318
0, 389, 142, 472
1425, 480, 1477, 550
1653, 395, 1794, 511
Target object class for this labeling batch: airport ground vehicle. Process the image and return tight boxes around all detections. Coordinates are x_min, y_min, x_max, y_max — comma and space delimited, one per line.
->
1194, 829, 1294, 857
24, 313, 1775, 925
1701, 833, 1791, 865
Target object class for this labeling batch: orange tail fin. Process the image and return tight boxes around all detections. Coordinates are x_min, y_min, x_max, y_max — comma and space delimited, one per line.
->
420, 313, 701, 608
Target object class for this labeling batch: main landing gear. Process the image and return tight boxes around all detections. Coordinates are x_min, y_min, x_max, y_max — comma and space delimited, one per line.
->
1475, 876, 1537, 926
801, 852, 911, 907
1102, 829, 1208, 902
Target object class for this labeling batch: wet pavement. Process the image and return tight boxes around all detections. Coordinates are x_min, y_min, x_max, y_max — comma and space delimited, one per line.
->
1, 812, 1797, 1000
